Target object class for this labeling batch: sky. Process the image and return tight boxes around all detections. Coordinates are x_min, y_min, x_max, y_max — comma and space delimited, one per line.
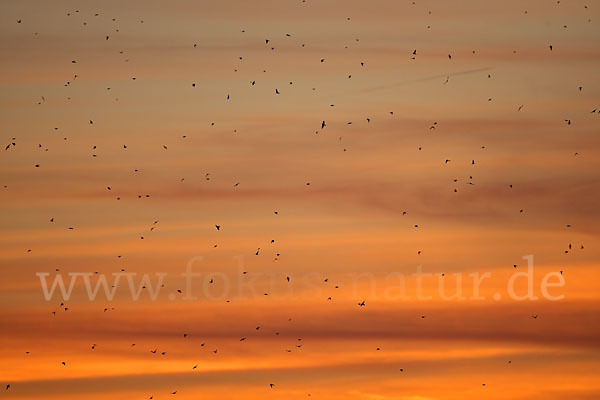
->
1, 0, 600, 399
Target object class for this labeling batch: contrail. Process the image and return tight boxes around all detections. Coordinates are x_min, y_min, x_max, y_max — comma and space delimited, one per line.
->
359, 67, 493, 93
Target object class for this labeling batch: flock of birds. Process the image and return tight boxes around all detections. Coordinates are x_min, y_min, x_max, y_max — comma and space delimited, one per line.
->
3, 1, 597, 398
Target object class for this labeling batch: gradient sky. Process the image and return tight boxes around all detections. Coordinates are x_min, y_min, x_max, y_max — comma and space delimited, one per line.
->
1, 0, 600, 399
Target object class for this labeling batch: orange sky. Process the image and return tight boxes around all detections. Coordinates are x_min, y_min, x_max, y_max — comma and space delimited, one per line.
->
1, 0, 600, 399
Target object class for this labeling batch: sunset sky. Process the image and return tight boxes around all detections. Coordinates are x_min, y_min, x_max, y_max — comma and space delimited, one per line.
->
1, 0, 600, 399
